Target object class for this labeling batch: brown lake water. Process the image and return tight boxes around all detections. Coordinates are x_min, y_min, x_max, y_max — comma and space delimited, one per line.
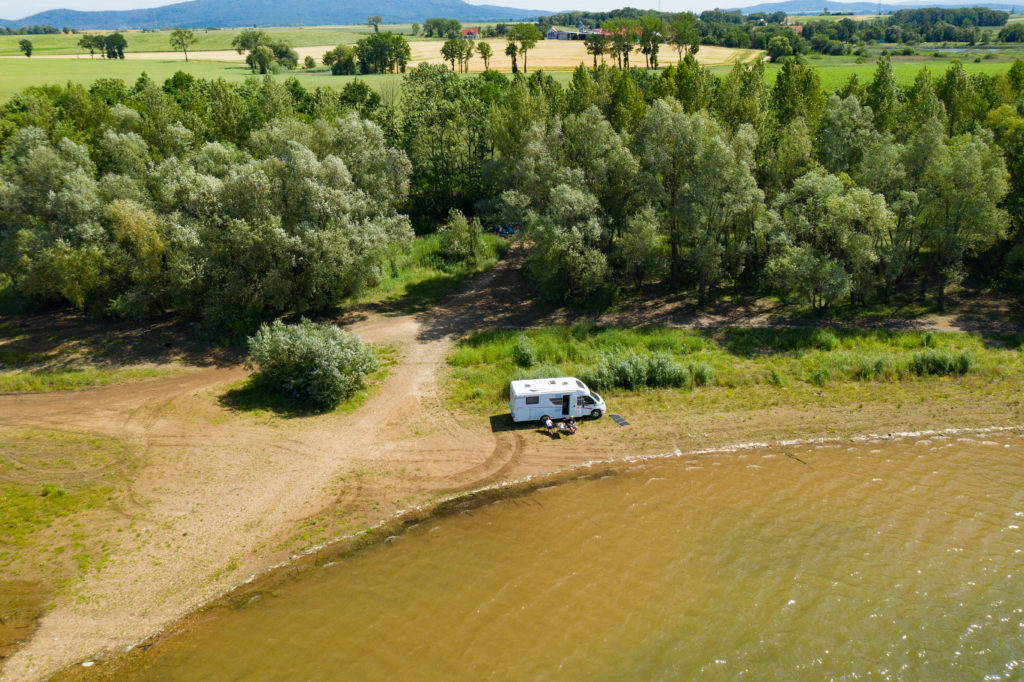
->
114, 430, 1024, 680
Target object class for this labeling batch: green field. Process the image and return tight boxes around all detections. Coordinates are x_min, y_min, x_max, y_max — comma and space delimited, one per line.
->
0, 24, 434, 56
0, 50, 1020, 103
752, 53, 1023, 90
0, 57, 556, 101
447, 325, 1024, 414
0, 59, 259, 99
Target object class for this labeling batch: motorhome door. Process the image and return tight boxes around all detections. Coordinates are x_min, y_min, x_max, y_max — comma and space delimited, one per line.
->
561, 394, 570, 416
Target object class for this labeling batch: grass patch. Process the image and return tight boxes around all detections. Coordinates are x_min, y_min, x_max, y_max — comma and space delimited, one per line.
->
0, 484, 113, 549
447, 325, 1024, 414
0, 349, 52, 366
0, 429, 124, 561
354, 233, 508, 313
0, 25, 430, 57
0, 367, 178, 393
219, 344, 397, 417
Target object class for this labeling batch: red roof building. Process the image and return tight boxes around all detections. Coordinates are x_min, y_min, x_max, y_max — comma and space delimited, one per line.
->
461, 27, 480, 39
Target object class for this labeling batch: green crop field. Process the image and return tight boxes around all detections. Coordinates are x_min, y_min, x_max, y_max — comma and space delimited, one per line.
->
0, 49, 1020, 103
0, 24, 435, 57
0, 59, 257, 99
707, 53, 1024, 91
0, 58, 572, 101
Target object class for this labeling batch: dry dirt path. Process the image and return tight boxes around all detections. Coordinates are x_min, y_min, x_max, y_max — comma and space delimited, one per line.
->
0, 249, 590, 682
2, 250, 1019, 680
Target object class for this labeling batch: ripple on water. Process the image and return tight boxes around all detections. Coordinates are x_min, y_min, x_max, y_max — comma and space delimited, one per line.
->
115, 432, 1024, 681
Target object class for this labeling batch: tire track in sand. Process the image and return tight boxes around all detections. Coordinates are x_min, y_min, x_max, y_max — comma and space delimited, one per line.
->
1, 249, 542, 682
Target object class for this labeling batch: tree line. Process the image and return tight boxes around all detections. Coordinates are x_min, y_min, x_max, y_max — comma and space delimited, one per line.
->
1, 56, 1023, 336
0, 25, 69, 35
0, 74, 409, 336
77, 32, 128, 59
323, 32, 411, 75
388, 57, 1024, 311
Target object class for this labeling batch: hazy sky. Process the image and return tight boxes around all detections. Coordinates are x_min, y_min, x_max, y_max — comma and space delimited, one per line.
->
0, 0, 166, 18
0, 0, 780, 20
464, 0, 748, 10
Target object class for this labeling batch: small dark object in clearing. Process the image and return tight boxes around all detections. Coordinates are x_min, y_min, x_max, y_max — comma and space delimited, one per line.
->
783, 452, 813, 470
610, 414, 629, 426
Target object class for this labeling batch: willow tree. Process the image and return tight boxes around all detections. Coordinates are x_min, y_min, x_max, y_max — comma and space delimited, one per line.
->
634, 100, 764, 301
918, 129, 1009, 310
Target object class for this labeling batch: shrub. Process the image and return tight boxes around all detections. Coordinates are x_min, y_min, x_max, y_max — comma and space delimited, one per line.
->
854, 355, 898, 380
575, 363, 609, 391
580, 351, 693, 391
247, 319, 377, 409
512, 334, 537, 368
807, 329, 840, 351
909, 349, 975, 376
606, 351, 649, 390
688, 361, 715, 387
766, 366, 788, 387
646, 353, 690, 388
806, 368, 831, 386
437, 209, 485, 271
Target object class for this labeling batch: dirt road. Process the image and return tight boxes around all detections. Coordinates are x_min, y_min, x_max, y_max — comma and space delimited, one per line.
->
0, 249, 590, 681
2, 248, 1020, 680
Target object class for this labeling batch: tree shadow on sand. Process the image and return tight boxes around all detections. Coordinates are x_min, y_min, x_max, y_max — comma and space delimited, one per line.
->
217, 380, 333, 418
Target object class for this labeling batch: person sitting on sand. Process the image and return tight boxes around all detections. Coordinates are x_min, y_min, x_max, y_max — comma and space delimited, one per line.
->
565, 417, 577, 435
543, 415, 554, 434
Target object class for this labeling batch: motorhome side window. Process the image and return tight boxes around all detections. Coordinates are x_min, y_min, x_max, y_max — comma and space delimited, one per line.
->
550, 397, 563, 405
525, 397, 539, 405
583, 395, 595, 405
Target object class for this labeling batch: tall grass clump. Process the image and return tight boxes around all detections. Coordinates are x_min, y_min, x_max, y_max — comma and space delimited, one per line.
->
579, 351, 691, 391
807, 329, 840, 351
606, 351, 650, 390
0, 368, 176, 392
647, 353, 691, 387
512, 334, 537, 368
853, 354, 900, 380
687, 360, 715, 386
247, 319, 376, 410
909, 349, 975, 376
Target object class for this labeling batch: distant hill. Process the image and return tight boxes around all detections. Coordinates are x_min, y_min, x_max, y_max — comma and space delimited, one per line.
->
0, 0, 549, 30
731, 0, 1020, 15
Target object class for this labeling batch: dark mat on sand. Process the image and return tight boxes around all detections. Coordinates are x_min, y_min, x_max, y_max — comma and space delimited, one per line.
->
610, 414, 629, 426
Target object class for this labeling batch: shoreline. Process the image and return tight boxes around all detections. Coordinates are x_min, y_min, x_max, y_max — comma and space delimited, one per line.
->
2, 249, 1023, 681
3, 349, 1022, 680
51, 421, 1024, 680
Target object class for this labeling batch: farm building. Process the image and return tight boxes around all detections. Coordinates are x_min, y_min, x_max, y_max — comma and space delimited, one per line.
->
461, 27, 480, 39
545, 26, 588, 40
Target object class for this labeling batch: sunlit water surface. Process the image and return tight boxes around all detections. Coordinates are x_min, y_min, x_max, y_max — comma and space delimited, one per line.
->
121, 432, 1024, 680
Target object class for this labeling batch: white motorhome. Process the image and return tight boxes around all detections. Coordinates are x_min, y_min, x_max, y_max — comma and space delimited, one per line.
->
509, 377, 606, 423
